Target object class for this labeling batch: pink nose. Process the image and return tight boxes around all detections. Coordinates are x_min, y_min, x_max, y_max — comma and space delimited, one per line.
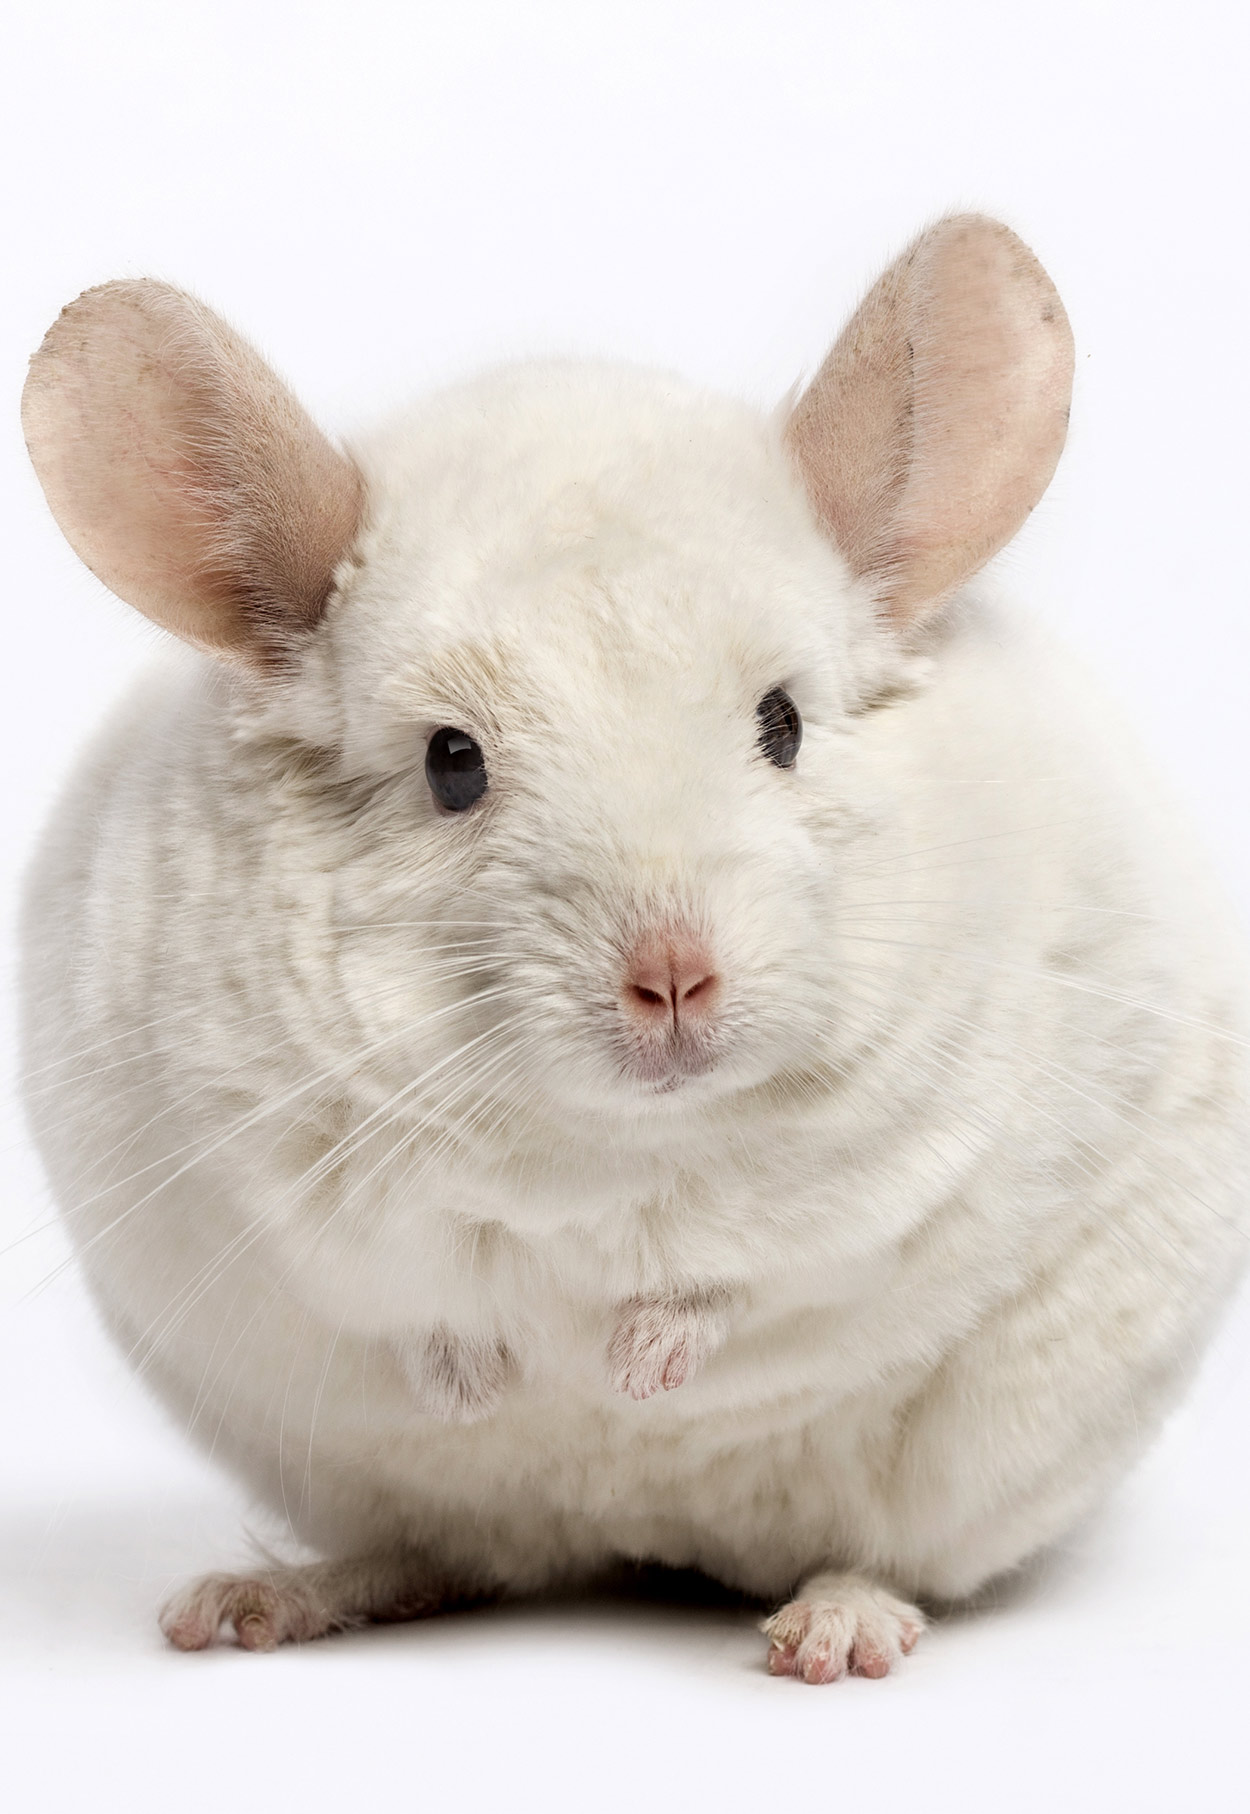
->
623, 933, 721, 1028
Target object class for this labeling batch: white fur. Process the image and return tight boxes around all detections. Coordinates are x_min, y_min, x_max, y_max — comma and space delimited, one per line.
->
22, 350, 1249, 1664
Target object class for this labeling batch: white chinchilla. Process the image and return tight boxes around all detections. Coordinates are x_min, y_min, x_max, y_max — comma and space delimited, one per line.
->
19, 216, 1249, 1682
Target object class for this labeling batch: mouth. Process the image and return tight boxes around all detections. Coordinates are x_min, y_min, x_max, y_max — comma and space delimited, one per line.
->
621, 1032, 724, 1096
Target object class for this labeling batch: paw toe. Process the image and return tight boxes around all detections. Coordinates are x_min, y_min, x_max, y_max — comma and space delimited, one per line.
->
761, 1598, 812, 1652
850, 1642, 891, 1679
797, 1640, 846, 1685
230, 1586, 284, 1651
161, 1609, 215, 1652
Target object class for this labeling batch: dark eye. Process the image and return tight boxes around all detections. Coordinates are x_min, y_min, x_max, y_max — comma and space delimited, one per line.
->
756, 688, 801, 769
426, 727, 488, 812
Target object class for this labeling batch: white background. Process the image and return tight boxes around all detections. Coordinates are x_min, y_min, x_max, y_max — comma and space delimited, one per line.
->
3, 3, 1249, 1808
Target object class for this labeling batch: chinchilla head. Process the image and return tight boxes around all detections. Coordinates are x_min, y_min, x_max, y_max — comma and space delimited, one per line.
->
22, 217, 1073, 1134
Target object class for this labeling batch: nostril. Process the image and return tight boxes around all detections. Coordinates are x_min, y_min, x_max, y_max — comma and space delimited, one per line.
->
680, 973, 718, 1008
631, 984, 669, 1011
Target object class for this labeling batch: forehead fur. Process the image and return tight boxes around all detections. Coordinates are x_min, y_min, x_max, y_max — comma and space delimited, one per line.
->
331, 360, 858, 734
355, 360, 824, 574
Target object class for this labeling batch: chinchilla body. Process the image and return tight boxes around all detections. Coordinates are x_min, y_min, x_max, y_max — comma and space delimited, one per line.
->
19, 219, 1249, 1667
23, 362, 1248, 1604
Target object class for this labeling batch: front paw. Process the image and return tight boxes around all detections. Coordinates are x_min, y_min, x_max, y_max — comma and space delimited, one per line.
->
398, 1325, 516, 1424
607, 1291, 729, 1400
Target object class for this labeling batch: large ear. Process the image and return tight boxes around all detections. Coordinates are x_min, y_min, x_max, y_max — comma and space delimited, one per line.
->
21, 281, 363, 668
785, 215, 1074, 624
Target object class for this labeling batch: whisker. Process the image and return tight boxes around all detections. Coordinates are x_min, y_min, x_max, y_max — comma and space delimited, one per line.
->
17, 986, 521, 1297
826, 968, 1243, 1273
832, 930, 1249, 1049
841, 820, 1083, 872
117, 1006, 536, 1373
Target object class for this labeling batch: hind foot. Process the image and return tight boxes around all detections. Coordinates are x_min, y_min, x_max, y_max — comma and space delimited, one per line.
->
607, 1289, 730, 1399
160, 1551, 476, 1652
763, 1572, 925, 1683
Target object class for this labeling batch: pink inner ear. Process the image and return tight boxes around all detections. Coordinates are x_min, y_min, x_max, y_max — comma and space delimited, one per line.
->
786, 215, 1074, 624
22, 281, 363, 666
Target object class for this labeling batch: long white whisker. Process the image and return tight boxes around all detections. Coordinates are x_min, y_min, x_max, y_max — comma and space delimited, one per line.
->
119, 1006, 534, 1370
18, 985, 521, 1298
832, 929, 1249, 1049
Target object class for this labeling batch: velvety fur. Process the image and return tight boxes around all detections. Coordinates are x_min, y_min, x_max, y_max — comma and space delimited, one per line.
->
19, 218, 1248, 1679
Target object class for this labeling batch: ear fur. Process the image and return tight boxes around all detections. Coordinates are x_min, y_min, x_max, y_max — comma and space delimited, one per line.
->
21, 281, 363, 668
786, 215, 1074, 624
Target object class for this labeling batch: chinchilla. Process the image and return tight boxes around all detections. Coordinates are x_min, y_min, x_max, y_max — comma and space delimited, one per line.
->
19, 215, 1248, 1679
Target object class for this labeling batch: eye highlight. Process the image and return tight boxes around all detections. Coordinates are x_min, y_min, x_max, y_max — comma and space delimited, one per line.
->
426, 727, 488, 812
756, 688, 801, 769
